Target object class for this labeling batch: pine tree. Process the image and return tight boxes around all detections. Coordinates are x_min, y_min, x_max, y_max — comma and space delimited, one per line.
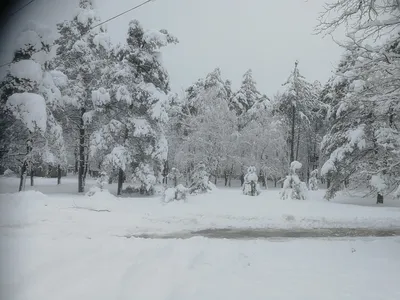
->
53, 0, 110, 192
230, 69, 261, 116
317, 0, 400, 202
0, 22, 67, 191
90, 20, 178, 195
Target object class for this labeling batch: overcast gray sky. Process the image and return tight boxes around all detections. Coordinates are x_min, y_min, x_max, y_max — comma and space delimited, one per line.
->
0, 0, 344, 97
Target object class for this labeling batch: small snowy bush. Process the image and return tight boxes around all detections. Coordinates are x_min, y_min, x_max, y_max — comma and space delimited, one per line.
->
189, 162, 214, 194
85, 186, 115, 201
3, 169, 16, 177
96, 172, 109, 190
162, 184, 189, 203
86, 172, 111, 197
308, 169, 319, 191
242, 166, 261, 196
132, 163, 157, 195
167, 167, 181, 187
281, 161, 307, 200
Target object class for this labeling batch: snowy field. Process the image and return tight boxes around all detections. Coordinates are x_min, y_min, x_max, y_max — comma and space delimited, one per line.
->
1, 176, 400, 300
1, 176, 400, 237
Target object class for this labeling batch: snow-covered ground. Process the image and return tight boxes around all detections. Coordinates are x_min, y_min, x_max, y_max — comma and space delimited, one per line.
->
1, 176, 400, 238
1, 235, 400, 300
1, 176, 400, 300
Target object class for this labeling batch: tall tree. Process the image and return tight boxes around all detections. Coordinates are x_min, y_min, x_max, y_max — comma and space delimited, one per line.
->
230, 69, 261, 116
0, 22, 66, 191
54, 0, 109, 192
90, 20, 178, 195
317, 0, 400, 202
275, 61, 321, 167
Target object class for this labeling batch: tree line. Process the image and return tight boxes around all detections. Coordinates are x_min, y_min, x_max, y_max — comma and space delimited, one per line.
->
0, 0, 399, 203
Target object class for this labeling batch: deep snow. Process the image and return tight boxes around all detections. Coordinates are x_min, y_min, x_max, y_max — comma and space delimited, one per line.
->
1, 176, 400, 238
1, 176, 400, 300
1, 235, 400, 300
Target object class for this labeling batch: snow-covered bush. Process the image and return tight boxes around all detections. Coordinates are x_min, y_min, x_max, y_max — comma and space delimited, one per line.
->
132, 163, 157, 195
189, 162, 214, 194
96, 171, 109, 191
242, 166, 261, 196
167, 167, 181, 187
308, 169, 319, 191
3, 169, 16, 177
86, 171, 110, 197
281, 161, 307, 200
162, 184, 189, 203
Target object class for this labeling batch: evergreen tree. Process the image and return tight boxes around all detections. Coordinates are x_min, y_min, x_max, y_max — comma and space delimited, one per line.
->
90, 20, 178, 195
317, 0, 400, 203
53, 0, 110, 192
0, 22, 66, 191
230, 69, 261, 116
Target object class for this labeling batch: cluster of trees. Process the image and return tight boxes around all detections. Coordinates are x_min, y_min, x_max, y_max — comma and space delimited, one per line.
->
0, 0, 177, 194
1, 0, 399, 203
167, 65, 323, 189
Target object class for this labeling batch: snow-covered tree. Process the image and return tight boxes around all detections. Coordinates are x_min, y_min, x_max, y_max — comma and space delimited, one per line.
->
275, 61, 323, 166
317, 0, 400, 203
167, 167, 181, 187
308, 169, 319, 191
188, 162, 215, 194
281, 161, 308, 200
230, 69, 260, 115
242, 166, 261, 196
53, 0, 111, 192
171, 68, 237, 184
0, 22, 67, 191
89, 19, 178, 195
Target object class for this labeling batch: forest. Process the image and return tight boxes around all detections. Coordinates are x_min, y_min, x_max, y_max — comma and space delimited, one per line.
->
0, 0, 399, 204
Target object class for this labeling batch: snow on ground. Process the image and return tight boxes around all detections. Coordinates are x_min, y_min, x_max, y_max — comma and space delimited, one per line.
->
1, 235, 400, 300
1, 176, 400, 238
1, 176, 400, 299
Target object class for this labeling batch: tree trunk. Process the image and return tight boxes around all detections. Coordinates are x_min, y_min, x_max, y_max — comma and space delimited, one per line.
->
214, 175, 217, 185
19, 161, 28, 192
290, 104, 296, 163
83, 156, 88, 187
117, 168, 124, 196
295, 127, 301, 161
74, 146, 78, 174
274, 178, 277, 187
57, 164, 61, 185
78, 108, 85, 193
377, 193, 384, 204
173, 176, 177, 187
327, 179, 331, 189
30, 168, 34, 186
224, 173, 228, 186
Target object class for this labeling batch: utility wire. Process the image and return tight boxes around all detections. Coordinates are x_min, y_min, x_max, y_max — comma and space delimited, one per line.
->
8, 0, 36, 18
0, 0, 36, 29
0, 0, 155, 69
90, 0, 153, 31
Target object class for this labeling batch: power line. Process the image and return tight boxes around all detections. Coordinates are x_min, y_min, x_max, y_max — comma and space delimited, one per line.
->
0, 0, 36, 29
8, 0, 36, 18
90, 0, 154, 31
0, 0, 155, 69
